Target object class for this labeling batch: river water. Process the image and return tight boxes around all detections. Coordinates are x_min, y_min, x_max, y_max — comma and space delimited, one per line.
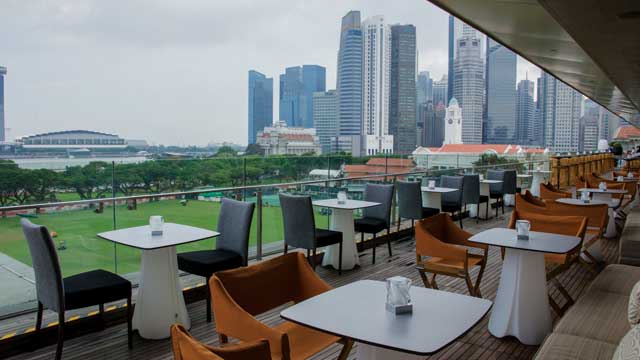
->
10, 156, 149, 170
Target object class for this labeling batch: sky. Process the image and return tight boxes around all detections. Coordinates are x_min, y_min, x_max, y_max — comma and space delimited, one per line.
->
0, 0, 540, 146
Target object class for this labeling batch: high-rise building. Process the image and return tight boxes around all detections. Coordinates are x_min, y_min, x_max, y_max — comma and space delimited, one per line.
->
516, 79, 535, 145
432, 75, 448, 108
423, 101, 446, 147
417, 71, 433, 107
579, 109, 599, 152
247, 70, 273, 144
540, 72, 582, 152
447, 15, 454, 105
582, 98, 622, 142
312, 90, 338, 154
336, 11, 363, 143
533, 76, 544, 146
279, 65, 325, 128
444, 98, 462, 144
390, 24, 417, 154
362, 15, 393, 155
0, 66, 5, 142
485, 39, 517, 144
448, 16, 485, 105
453, 24, 485, 144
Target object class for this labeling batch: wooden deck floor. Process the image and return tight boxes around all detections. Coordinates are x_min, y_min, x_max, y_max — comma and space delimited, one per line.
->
4, 209, 620, 360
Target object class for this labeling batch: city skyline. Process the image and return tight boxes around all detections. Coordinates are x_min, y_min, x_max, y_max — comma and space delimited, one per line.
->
1, 0, 542, 146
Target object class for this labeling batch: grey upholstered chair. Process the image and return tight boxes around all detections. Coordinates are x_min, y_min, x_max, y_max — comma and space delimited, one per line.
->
279, 194, 343, 274
487, 169, 506, 217
177, 198, 255, 322
397, 181, 439, 233
354, 183, 395, 264
440, 175, 465, 228
21, 219, 132, 360
502, 170, 517, 199
462, 174, 489, 223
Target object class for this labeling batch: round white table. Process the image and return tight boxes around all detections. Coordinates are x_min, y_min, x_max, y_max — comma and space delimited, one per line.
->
98, 223, 219, 339
577, 188, 627, 238
314, 199, 381, 271
470, 228, 580, 345
419, 186, 458, 211
528, 170, 551, 197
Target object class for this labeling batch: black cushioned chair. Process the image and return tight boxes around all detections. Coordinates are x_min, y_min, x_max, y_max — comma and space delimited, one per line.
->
280, 194, 344, 274
177, 198, 255, 322
397, 180, 439, 233
462, 174, 489, 222
440, 175, 465, 228
355, 183, 394, 264
487, 169, 506, 217
21, 219, 132, 360
503, 170, 517, 204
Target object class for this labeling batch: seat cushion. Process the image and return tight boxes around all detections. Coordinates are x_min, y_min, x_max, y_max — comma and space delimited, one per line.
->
354, 217, 387, 234
421, 207, 440, 219
589, 264, 640, 295
63, 269, 131, 310
315, 228, 342, 247
533, 333, 617, 360
274, 321, 339, 360
177, 249, 243, 278
555, 290, 631, 344
479, 195, 489, 203
418, 254, 484, 275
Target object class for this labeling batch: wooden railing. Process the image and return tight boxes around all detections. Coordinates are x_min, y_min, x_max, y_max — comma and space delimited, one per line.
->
550, 153, 615, 189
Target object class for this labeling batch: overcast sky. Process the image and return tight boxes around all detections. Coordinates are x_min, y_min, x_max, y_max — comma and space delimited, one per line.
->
1, 0, 540, 146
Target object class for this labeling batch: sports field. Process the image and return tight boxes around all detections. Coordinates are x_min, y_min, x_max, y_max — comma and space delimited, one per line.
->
0, 199, 329, 276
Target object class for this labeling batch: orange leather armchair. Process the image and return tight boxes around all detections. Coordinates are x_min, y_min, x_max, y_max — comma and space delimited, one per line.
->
171, 324, 272, 360
515, 193, 546, 213
539, 182, 571, 201
209, 253, 351, 360
508, 210, 587, 315
522, 190, 545, 207
415, 213, 488, 297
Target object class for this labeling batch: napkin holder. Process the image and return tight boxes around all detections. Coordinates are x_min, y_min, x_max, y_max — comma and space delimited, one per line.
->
385, 276, 413, 315
386, 301, 413, 315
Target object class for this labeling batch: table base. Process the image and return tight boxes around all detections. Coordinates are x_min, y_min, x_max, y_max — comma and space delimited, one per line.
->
489, 248, 551, 345
421, 192, 442, 210
133, 247, 190, 339
322, 208, 359, 271
357, 343, 422, 360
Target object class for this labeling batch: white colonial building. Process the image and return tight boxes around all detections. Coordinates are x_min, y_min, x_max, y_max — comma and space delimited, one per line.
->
444, 98, 463, 145
256, 122, 321, 155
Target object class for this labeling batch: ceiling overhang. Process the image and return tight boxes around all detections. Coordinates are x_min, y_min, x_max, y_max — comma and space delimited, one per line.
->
426, 0, 640, 125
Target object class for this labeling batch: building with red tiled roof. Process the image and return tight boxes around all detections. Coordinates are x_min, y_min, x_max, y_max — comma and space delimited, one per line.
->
614, 125, 640, 140
343, 157, 416, 181
411, 144, 548, 169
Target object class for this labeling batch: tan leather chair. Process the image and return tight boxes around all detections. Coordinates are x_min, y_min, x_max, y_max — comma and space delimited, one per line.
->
508, 210, 587, 316
515, 193, 546, 213
171, 324, 272, 360
539, 182, 571, 201
522, 190, 546, 207
209, 253, 352, 360
415, 213, 488, 297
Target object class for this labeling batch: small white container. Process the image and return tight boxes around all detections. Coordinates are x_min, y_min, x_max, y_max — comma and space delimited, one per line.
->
598, 182, 607, 191
149, 216, 164, 236
386, 276, 413, 315
337, 191, 347, 204
516, 220, 531, 240
428, 180, 436, 189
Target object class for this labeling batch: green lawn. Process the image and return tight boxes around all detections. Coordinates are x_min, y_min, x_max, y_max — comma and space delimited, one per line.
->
0, 199, 329, 276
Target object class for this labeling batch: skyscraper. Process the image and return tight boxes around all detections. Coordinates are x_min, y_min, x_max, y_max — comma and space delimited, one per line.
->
336, 11, 363, 141
362, 15, 393, 155
485, 39, 516, 144
248, 70, 273, 144
417, 71, 433, 107
447, 15, 454, 104
0, 66, 5, 142
423, 101, 445, 147
540, 72, 582, 152
279, 65, 326, 128
516, 79, 535, 145
432, 75, 448, 108
444, 98, 462, 144
313, 90, 338, 153
390, 24, 417, 154
579, 102, 599, 151
453, 24, 485, 144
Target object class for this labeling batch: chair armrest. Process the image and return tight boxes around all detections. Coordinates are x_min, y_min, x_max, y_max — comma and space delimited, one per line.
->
445, 220, 488, 250
416, 228, 467, 262
209, 276, 288, 356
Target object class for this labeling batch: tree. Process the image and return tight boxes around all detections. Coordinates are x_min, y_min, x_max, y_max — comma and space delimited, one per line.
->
63, 162, 111, 200
244, 143, 264, 156
24, 169, 59, 202
215, 146, 237, 157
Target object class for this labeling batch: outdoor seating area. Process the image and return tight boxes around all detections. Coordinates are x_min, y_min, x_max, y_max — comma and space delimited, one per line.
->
3, 164, 640, 359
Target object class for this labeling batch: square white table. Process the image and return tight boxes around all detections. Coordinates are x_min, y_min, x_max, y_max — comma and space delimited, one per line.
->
577, 188, 628, 237
98, 223, 219, 339
281, 280, 492, 359
420, 186, 458, 211
314, 199, 380, 271
527, 170, 551, 197
470, 228, 580, 345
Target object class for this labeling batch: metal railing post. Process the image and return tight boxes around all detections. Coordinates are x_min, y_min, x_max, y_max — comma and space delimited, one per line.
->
256, 190, 263, 261
242, 158, 247, 201
112, 161, 118, 274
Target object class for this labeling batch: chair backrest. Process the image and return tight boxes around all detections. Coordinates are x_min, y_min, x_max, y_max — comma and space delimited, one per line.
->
397, 181, 422, 220
171, 324, 271, 360
515, 193, 547, 213
440, 175, 463, 205
212, 252, 331, 316
502, 170, 517, 195
462, 174, 480, 204
216, 198, 255, 266
547, 201, 609, 231
508, 209, 587, 239
523, 190, 546, 207
20, 219, 65, 313
487, 169, 505, 194
539, 182, 571, 201
415, 213, 471, 258
279, 194, 316, 250
362, 183, 394, 226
